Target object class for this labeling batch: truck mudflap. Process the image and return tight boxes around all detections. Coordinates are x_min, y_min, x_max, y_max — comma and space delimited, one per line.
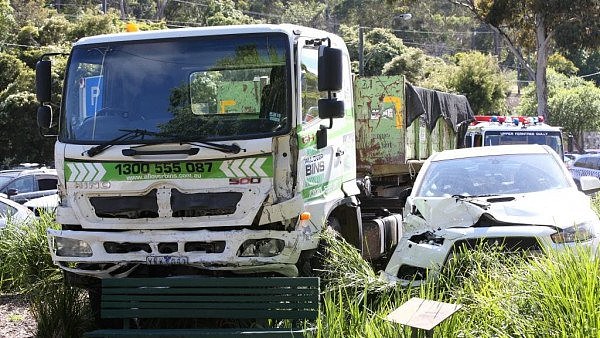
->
47, 228, 312, 278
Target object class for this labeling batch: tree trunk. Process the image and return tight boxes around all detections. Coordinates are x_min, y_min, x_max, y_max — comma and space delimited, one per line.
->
156, 0, 167, 20
535, 12, 550, 121
120, 0, 126, 19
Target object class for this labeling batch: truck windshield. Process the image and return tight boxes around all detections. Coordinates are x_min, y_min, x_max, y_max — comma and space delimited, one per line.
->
483, 131, 563, 157
60, 33, 290, 143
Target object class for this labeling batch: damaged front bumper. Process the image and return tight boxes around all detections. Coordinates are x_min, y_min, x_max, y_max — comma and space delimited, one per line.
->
48, 228, 315, 278
381, 225, 572, 285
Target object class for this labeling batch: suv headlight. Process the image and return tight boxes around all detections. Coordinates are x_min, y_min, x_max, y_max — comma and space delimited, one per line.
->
551, 223, 596, 244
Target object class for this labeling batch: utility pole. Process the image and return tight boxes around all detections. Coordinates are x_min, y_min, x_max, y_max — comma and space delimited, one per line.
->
102, 0, 107, 13
358, 26, 364, 77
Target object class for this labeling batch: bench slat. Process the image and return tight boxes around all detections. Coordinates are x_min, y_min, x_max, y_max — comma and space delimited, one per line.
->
102, 294, 317, 303
85, 327, 312, 337
101, 308, 318, 320
103, 287, 318, 296
102, 301, 317, 310
102, 277, 318, 288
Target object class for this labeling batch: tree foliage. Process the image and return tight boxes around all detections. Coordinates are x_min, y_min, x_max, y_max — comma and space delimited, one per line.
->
518, 70, 600, 149
448, 51, 508, 114
446, 0, 600, 120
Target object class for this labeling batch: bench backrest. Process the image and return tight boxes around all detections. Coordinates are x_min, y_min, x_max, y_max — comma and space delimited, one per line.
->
100, 277, 320, 321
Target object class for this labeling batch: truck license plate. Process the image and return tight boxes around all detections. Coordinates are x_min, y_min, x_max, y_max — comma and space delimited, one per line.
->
146, 256, 189, 265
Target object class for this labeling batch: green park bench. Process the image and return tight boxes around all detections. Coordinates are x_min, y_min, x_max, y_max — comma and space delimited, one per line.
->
84, 276, 320, 337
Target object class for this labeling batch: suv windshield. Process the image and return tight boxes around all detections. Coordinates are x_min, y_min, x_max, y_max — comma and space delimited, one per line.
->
61, 33, 290, 143
417, 153, 571, 197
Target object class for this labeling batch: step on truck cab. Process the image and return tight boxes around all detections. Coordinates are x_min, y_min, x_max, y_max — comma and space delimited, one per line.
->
35, 24, 474, 287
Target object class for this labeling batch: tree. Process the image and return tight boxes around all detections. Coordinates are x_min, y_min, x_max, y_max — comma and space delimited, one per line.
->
518, 70, 600, 150
0, 92, 55, 165
446, 0, 600, 121
448, 51, 508, 114
382, 47, 425, 83
0, 0, 15, 44
550, 86, 600, 151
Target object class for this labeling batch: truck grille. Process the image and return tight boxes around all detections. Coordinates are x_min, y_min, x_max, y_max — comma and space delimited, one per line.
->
171, 190, 241, 217
90, 190, 159, 218
451, 237, 542, 253
89, 190, 242, 219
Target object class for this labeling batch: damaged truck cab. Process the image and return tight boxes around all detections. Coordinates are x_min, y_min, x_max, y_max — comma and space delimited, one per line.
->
35, 24, 474, 287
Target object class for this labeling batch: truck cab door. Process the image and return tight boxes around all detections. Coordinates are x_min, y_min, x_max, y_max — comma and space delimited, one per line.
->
296, 39, 355, 204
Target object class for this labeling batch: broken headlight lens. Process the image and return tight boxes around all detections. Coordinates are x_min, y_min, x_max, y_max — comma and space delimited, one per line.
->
54, 237, 93, 257
551, 223, 596, 244
237, 239, 285, 257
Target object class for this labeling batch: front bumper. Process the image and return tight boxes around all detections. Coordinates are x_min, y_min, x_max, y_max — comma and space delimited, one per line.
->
381, 225, 599, 285
48, 228, 315, 278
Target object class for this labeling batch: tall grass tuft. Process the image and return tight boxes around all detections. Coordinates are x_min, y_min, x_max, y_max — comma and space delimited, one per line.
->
316, 229, 600, 337
513, 247, 600, 337
318, 229, 395, 296
0, 210, 93, 337
29, 277, 93, 338
0, 211, 59, 292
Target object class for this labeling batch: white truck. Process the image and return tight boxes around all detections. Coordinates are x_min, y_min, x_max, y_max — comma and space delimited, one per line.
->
34, 24, 474, 291
464, 115, 564, 158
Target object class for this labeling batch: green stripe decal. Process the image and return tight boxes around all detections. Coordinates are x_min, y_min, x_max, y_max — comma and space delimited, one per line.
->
302, 177, 342, 201
64, 157, 273, 182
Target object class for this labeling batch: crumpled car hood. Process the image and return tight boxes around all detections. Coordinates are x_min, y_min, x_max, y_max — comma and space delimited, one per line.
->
411, 188, 594, 230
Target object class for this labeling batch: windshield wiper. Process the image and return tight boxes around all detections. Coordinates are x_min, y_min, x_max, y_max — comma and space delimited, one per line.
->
84, 129, 152, 157
451, 194, 496, 209
182, 141, 241, 154
85, 129, 241, 157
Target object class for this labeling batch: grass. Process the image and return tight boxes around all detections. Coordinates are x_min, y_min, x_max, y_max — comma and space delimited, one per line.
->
315, 224, 600, 338
0, 210, 92, 337
1, 200, 599, 337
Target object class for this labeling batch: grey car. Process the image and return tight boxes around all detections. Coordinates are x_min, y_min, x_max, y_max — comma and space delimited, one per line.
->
0, 167, 58, 204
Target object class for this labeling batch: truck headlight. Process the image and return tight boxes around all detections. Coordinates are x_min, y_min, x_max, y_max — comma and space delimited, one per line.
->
551, 223, 596, 244
54, 237, 93, 257
237, 239, 285, 257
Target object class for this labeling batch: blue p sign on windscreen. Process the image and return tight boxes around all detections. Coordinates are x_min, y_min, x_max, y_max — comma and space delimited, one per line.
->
79, 75, 103, 118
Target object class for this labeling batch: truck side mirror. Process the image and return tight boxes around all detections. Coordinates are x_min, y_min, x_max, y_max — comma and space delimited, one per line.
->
37, 105, 52, 128
318, 46, 343, 92
36, 60, 52, 103
317, 46, 344, 119
318, 98, 344, 119
315, 44, 345, 149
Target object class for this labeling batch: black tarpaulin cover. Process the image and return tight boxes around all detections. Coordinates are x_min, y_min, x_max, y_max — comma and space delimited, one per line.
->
405, 83, 475, 148
405, 83, 475, 139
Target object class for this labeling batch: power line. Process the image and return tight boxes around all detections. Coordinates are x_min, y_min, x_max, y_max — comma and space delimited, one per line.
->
580, 70, 600, 78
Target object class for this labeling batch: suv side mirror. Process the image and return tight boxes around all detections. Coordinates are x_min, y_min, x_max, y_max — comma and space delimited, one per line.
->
580, 176, 600, 194
7, 188, 18, 197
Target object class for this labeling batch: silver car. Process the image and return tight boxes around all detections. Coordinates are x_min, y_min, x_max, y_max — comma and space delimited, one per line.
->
382, 144, 600, 285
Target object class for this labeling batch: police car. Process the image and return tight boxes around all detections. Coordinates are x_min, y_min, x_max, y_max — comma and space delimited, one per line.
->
569, 154, 600, 190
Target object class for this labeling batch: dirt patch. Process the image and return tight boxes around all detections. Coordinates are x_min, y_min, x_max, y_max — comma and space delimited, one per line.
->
0, 294, 36, 338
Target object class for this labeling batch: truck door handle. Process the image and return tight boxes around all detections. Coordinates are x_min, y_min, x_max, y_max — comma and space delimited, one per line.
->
336, 149, 345, 157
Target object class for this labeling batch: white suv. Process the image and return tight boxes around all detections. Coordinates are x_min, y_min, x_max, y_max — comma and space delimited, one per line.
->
382, 144, 600, 285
